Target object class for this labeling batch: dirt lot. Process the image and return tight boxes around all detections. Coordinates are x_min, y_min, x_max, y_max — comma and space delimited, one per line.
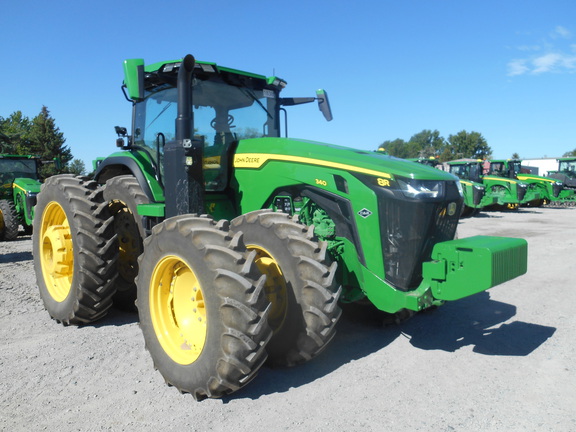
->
1, 206, 574, 432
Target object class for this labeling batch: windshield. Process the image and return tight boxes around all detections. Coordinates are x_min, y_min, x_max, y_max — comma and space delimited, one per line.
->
448, 164, 466, 179
489, 162, 506, 176
133, 78, 279, 190
559, 160, 576, 173
448, 163, 481, 182
510, 162, 522, 176
0, 159, 38, 186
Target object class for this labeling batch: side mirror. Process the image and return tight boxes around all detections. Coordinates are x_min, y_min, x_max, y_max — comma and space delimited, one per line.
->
316, 89, 333, 122
123, 58, 145, 101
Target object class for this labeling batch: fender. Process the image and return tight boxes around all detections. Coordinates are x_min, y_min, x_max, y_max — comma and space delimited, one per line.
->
94, 156, 164, 203
268, 185, 366, 266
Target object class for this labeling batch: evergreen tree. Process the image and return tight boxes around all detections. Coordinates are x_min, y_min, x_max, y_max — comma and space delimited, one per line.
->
27, 106, 72, 178
0, 111, 31, 154
67, 158, 86, 176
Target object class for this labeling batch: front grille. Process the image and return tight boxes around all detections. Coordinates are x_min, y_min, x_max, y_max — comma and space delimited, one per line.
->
472, 186, 484, 206
517, 185, 527, 201
376, 181, 462, 291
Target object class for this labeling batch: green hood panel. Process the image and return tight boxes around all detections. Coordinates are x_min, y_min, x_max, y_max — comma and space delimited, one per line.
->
13, 177, 41, 194
235, 138, 457, 181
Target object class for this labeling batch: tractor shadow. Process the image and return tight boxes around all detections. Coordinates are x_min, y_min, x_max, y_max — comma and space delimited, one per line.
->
0, 236, 33, 264
397, 291, 556, 355
0, 249, 33, 264
230, 291, 556, 401
92, 307, 139, 327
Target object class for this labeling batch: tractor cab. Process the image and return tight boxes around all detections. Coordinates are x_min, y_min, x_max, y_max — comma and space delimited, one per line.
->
558, 158, 576, 174
109, 58, 332, 197
0, 156, 39, 190
488, 159, 522, 179
131, 67, 280, 192
447, 160, 483, 183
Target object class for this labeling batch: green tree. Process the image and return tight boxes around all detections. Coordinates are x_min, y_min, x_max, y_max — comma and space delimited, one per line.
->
67, 158, 86, 176
27, 106, 72, 178
563, 148, 576, 157
378, 138, 410, 158
380, 130, 447, 159
0, 111, 31, 154
443, 130, 492, 161
407, 129, 446, 158
512, 152, 520, 159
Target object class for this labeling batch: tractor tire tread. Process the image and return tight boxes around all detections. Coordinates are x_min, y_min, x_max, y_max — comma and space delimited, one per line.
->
0, 199, 20, 241
33, 175, 118, 325
231, 210, 341, 367
137, 215, 271, 400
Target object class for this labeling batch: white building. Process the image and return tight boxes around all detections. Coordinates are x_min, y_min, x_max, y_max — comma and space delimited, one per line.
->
520, 158, 560, 176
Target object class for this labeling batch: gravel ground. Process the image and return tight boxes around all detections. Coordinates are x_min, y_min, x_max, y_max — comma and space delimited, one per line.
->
0, 206, 574, 432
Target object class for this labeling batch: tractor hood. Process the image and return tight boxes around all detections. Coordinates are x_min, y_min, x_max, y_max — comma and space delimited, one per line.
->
13, 177, 41, 194
234, 137, 457, 182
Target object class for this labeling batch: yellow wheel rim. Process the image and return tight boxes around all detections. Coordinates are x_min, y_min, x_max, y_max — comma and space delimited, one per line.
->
150, 256, 207, 365
39, 201, 74, 302
249, 245, 288, 332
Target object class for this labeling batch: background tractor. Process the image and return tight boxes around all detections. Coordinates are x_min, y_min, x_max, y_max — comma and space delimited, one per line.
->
0, 154, 44, 240
446, 159, 536, 210
547, 157, 576, 204
548, 157, 576, 189
33, 54, 528, 400
411, 157, 492, 216
488, 158, 572, 206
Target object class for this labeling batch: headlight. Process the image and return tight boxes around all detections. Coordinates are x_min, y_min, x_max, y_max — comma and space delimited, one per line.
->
518, 183, 527, 188
474, 185, 484, 190
456, 180, 464, 197
397, 178, 443, 199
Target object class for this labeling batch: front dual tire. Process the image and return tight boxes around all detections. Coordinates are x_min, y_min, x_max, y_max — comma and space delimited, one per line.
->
136, 215, 272, 400
231, 210, 342, 367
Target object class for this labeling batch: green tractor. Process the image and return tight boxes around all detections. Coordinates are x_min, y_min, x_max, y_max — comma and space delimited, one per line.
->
547, 157, 576, 204
410, 157, 491, 216
446, 159, 537, 210
488, 159, 570, 206
547, 157, 576, 189
0, 154, 43, 240
33, 55, 528, 400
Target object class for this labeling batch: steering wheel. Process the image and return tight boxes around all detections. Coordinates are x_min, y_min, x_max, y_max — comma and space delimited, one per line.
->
210, 114, 235, 130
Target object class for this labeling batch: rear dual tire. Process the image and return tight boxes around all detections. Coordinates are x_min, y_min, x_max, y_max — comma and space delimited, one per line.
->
33, 175, 118, 325
103, 175, 150, 310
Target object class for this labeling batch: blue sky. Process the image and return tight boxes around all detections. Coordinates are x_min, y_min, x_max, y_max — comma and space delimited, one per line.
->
1, 0, 575, 168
